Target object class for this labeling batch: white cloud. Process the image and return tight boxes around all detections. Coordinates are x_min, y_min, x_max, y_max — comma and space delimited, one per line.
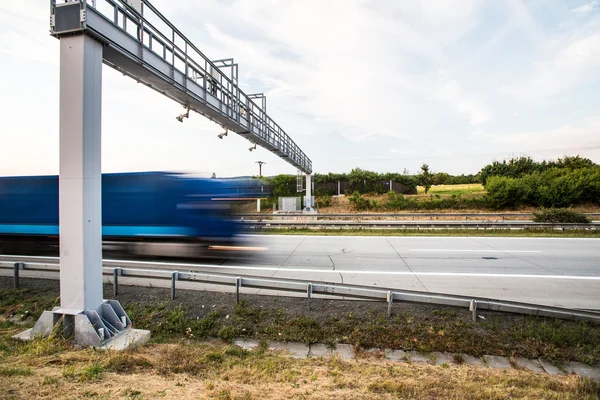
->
573, 1, 599, 15
479, 117, 600, 155
434, 76, 493, 125
502, 26, 600, 103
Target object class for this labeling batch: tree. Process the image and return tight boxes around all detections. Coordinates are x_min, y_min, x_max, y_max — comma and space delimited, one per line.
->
419, 164, 433, 194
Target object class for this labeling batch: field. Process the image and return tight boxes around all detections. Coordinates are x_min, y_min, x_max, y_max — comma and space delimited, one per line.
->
416, 183, 485, 196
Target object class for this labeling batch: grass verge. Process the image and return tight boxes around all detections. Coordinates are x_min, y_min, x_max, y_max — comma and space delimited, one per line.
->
2, 279, 600, 399
2, 281, 599, 365
2, 341, 600, 399
252, 228, 600, 238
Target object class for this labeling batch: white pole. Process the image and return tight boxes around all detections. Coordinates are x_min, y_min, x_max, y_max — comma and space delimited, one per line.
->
59, 35, 103, 312
304, 174, 313, 211
257, 198, 261, 212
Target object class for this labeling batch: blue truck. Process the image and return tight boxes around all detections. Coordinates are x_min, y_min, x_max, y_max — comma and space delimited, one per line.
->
0, 172, 249, 258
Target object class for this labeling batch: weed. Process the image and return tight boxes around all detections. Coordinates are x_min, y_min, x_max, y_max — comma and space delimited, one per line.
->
62, 365, 76, 379
224, 346, 248, 359
80, 362, 103, 381
123, 387, 143, 399
104, 351, 153, 372
203, 352, 224, 363
577, 377, 600, 397
453, 354, 465, 364
218, 326, 238, 342
42, 376, 59, 385
0, 366, 32, 376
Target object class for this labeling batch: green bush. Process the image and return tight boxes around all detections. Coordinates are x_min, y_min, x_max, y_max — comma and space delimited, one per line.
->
533, 208, 590, 223
485, 166, 600, 209
348, 192, 376, 211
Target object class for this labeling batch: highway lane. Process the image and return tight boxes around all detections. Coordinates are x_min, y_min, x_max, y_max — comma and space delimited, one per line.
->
2, 235, 598, 309
200, 235, 600, 309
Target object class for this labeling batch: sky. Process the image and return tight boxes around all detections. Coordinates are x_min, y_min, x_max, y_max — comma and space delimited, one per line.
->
0, 0, 599, 178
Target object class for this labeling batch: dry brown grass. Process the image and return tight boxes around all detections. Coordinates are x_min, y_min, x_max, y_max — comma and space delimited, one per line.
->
1, 341, 598, 400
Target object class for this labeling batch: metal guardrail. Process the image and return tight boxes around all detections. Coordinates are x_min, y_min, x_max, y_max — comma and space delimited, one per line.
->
2, 256, 600, 324
241, 220, 600, 230
238, 212, 600, 220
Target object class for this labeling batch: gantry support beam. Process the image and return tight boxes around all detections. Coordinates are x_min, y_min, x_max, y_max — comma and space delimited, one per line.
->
51, 0, 312, 173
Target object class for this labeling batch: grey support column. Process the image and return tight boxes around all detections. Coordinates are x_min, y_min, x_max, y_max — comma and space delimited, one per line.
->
304, 174, 314, 211
58, 34, 104, 313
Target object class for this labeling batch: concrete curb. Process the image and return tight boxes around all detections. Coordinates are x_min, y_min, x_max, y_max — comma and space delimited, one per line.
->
232, 338, 600, 381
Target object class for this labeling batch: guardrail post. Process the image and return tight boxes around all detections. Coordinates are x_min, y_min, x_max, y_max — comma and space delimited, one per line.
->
387, 291, 393, 318
171, 271, 179, 300
113, 268, 120, 297
307, 283, 313, 311
470, 300, 478, 322
13, 262, 24, 289
236, 277, 242, 304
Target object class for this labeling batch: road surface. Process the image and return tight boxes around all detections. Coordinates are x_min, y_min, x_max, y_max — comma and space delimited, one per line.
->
197, 235, 600, 309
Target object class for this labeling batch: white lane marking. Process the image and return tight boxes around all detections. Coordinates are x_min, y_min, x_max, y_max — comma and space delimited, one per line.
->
409, 249, 541, 253
248, 235, 600, 241
9, 256, 594, 281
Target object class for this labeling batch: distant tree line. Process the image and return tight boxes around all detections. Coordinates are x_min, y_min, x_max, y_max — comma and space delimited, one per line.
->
260, 155, 598, 210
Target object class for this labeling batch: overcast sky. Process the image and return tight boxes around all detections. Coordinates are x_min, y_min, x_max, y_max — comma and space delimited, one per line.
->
1, 0, 599, 178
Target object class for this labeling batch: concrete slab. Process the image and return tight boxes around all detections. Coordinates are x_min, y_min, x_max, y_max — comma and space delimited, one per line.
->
309, 343, 333, 357
570, 362, 600, 381
461, 354, 486, 367
407, 351, 431, 364
333, 344, 355, 360
267, 340, 288, 352
483, 355, 512, 369
431, 352, 454, 366
98, 329, 150, 351
538, 359, 572, 375
360, 348, 384, 359
242, 339, 260, 350
287, 342, 309, 359
384, 349, 407, 362
12, 328, 33, 341
514, 357, 545, 374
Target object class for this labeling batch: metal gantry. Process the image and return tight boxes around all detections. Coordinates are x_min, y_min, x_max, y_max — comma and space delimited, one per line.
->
32, 0, 314, 347
50, 0, 312, 174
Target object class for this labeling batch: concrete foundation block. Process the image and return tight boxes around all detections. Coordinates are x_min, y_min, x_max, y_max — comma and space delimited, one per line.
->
570, 362, 600, 381
98, 329, 150, 351
384, 349, 407, 362
333, 344, 355, 360
483, 355, 512, 369
309, 343, 332, 357
287, 342, 309, 358
513, 357, 545, 374
431, 352, 454, 366
538, 359, 572, 375
407, 351, 431, 364
460, 354, 486, 367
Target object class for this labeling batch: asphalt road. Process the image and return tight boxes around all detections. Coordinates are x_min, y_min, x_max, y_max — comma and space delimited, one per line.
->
193, 235, 600, 310
3, 235, 599, 310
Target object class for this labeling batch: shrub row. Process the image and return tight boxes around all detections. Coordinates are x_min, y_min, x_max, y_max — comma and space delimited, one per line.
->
485, 167, 600, 209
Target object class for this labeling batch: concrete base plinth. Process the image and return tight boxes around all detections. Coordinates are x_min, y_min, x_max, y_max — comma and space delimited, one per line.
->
12, 299, 145, 351
97, 329, 151, 351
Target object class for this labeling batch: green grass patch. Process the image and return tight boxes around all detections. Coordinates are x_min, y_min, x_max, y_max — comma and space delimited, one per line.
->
0, 366, 33, 377
80, 362, 104, 381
